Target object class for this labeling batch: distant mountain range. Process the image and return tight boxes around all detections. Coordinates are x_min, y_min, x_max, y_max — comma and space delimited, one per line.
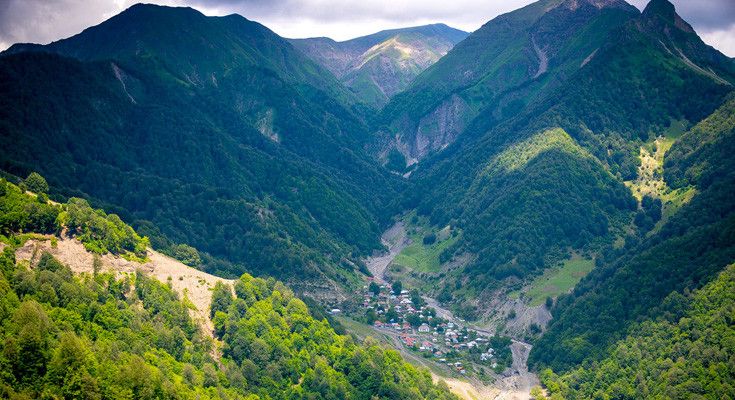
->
291, 24, 468, 107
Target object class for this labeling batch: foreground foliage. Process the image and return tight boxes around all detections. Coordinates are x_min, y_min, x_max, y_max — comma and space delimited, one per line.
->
0, 183, 457, 399
0, 248, 237, 399
212, 275, 458, 399
540, 264, 735, 399
0, 179, 149, 261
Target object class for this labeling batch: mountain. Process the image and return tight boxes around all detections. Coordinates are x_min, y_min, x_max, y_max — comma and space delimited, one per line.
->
291, 24, 468, 107
381, 0, 735, 316
530, 93, 735, 372
0, 4, 399, 296
8, 4, 352, 102
376, 0, 640, 166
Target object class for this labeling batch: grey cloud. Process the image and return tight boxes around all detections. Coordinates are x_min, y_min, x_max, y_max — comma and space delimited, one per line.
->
0, 0, 120, 48
187, 0, 531, 23
0, 0, 733, 55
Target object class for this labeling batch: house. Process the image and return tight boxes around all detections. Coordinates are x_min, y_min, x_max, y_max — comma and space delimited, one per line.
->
418, 323, 430, 333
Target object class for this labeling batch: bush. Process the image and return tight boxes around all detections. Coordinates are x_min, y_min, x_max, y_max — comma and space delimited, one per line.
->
423, 233, 437, 245
59, 198, 149, 259
24, 172, 48, 194
167, 244, 201, 267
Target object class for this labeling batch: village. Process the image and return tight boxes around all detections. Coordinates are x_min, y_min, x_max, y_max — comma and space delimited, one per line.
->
339, 278, 512, 378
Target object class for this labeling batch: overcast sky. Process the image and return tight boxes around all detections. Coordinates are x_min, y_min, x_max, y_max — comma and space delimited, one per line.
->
0, 0, 734, 56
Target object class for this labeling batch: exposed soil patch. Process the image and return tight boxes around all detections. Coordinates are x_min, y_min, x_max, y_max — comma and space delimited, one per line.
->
16, 237, 235, 337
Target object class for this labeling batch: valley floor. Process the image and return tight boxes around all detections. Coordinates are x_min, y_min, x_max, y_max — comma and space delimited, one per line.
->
361, 222, 538, 400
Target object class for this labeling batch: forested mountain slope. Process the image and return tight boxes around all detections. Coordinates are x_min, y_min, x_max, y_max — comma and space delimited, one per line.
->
388, 0, 735, 310
291, 24, 468, 107
0, 180, 458, 400
0, 4, 400, 295
376, 0, 640, 166
541, 263, 735, 399
530, 95, 735, 372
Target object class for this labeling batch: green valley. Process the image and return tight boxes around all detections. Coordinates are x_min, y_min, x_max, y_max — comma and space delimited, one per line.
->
1, 0, 735, 398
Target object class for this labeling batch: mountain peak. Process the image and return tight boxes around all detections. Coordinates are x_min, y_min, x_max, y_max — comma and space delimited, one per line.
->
643, 0, 676, 17
641, 0, 694, 32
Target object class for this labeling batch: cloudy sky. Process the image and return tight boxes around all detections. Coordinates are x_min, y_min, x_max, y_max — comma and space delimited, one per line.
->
1, 0, 734, 56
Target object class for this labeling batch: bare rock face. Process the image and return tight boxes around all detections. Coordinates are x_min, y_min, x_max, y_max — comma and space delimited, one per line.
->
409, 95, 473, 164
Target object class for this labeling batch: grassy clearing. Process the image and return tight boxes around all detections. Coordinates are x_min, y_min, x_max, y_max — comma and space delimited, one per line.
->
661, 186, 697, 219
625, 120, 697, 234
393, 233, 460, 273
521, 256, 595, 306
392, 219, 460, 273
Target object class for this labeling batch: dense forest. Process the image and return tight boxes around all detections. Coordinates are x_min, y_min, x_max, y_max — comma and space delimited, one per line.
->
0, 177, 149, 262
210, 276, 457, 399
0, 179, 457, 399
0, 4, 401, 292
530, 94, 735, 371
0, 247, 237, 399
539, 264, 735, 399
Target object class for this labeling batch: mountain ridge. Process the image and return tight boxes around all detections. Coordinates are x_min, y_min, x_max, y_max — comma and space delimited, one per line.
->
291, 23, 468, 107
0, 4, 401, 297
